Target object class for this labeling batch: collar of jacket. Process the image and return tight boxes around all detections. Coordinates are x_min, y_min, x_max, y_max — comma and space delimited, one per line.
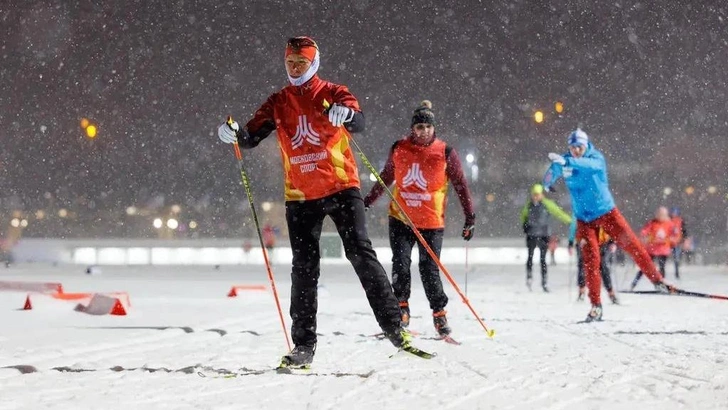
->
287, 75, 324, 96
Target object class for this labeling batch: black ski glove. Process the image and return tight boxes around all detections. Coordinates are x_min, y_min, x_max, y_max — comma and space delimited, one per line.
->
462, 223, 475, 241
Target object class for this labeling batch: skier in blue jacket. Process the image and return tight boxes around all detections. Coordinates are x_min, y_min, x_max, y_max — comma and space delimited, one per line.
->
543, 128, 668, 322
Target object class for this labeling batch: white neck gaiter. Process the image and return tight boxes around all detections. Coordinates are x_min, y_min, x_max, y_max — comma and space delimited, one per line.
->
287, 50, 320, 86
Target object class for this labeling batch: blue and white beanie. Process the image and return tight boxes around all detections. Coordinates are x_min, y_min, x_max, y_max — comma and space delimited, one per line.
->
567, 128, 589, 147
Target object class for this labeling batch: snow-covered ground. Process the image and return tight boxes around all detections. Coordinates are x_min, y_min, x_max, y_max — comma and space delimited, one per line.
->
1, 261, 727, 410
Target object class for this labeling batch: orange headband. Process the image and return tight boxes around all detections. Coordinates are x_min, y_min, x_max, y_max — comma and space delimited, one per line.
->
285, 37, 318, 62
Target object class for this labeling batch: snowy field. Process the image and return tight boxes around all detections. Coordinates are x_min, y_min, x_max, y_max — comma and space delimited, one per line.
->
1, 261, 728, 410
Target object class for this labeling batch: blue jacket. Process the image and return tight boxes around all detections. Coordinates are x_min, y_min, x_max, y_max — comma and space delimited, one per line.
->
542, 143, 615, 222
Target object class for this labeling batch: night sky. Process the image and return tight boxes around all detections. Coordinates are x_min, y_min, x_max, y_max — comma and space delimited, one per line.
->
1, 1, 726, 241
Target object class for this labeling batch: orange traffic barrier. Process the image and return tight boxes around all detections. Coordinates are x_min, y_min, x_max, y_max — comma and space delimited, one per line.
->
75, 294, 127, 316
227, 284, 267, 297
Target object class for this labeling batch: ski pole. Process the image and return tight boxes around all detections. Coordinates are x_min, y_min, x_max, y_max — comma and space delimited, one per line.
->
465, 242, 469, 297
326, 105, 494, 339
227, 116, 292, 352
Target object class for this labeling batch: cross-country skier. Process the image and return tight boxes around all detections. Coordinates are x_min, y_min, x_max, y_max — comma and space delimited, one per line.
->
363, 100, 476, 337
218, 36, 418, 367
568, 217, 619, 304
542, 128, 669, 322
630, 206, 677, 289
669, 207, 688, 279
519, 183, 571, 292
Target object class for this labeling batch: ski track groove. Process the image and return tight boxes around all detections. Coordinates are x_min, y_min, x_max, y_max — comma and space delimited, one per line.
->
1, 314, 276, 378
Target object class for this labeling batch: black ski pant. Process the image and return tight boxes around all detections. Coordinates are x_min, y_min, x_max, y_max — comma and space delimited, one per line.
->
632, 255, 668, 286
576, 244, 614, 291
286, 188, 402, 347
388, 217, 448, 312
526, 235, 549, 285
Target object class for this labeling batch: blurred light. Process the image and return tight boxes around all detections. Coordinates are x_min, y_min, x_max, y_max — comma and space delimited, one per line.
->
261, 202, 273, 212
126, 206, 138, 216
465, 153, 475, 164
369, 173, 377, 182
663, 187, 672, 196
554, 101, 564, 114
485, 193, 496, 202
166, 218, 179, 229
189, 221, 198, 229
707, 186, 717, 194
86, 124, 97, 138
10, 218, 20, 228
20, 219, 28, 228
685, 186, 695, 195
153, 218, 163, 229
35, 210, 45, 220
470, 164, 479, 181
80, 118, 90, 129
170, 204, 181, 214
534, 111, 544, 124
58, 208, 68, 218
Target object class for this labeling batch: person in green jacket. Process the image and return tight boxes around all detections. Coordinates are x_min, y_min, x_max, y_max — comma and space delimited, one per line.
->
520, 183, 572, 292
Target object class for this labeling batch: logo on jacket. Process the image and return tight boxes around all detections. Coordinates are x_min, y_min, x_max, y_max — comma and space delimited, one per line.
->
402, 163, 428, 190
291, 115, 321, 149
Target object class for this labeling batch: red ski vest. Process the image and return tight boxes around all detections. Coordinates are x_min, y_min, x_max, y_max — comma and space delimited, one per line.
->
389, 138, 449, 229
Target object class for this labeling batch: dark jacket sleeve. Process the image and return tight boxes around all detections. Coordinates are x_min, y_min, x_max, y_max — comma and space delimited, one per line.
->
240, 95, 277, 148
363, 142, 398, 207
445, 146, 475, 225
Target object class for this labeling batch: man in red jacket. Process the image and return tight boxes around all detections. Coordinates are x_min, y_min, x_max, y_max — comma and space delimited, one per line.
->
218, 37, 413, 368
364, 100, 475, 337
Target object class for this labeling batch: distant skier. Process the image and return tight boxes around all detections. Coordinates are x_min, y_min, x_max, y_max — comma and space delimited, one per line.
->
364, 100, 476, 337
568, 217, 619, 304
630, 206, 677, 289
669, 207, 688, 279
542, 128, 670, 322
261, 223, 277, 251
519, 183, 571, 292
217, 36, 419, 368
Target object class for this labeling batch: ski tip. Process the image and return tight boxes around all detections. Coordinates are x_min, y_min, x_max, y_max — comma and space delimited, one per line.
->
486, 329, 496, 338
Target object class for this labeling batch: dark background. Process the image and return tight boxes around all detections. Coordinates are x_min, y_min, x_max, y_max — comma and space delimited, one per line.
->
1, 1, 726, 249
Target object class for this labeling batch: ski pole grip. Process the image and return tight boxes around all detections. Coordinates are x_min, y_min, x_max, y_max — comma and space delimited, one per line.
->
227, 115, 243, 160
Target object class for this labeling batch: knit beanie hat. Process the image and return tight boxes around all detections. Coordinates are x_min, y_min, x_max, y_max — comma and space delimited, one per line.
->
411, 100, 435, 127
567, 128, 589, 147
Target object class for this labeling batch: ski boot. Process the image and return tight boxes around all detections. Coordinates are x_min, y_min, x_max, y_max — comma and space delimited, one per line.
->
279, 344, 315, 369
433, 310, 452, 336
577, 287, 586, 301
399, 301, 410, 328
542, 284, 550, 293
654, 281, 675, 294
608, 290, 619, 305
584, 304, 603, 323
526, 277, 533, 291
386, 329, 435, 359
